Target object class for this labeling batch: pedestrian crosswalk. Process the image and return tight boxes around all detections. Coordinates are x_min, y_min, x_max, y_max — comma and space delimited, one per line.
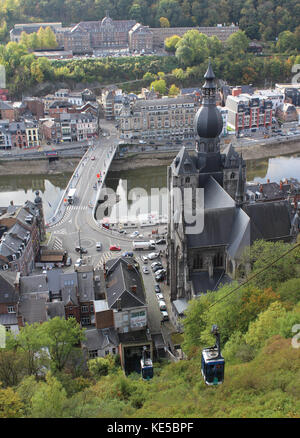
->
95, 251, 115, 269
52, 237, 63, 250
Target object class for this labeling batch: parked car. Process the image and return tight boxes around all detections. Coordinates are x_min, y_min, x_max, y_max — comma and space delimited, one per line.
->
159, 300, 167, 311
151, 261, 162, 269
142, 255, 148, 263
161, 310, 169, 321
155, 284, 161, 293
148, 252, 160, 260
91, 156, 95, 160
155, 268, 166, 276
130, 231, 139, 238
142, 266, 149, 274
110, 245, 121, 251
153, 264, 163, 273
122, 251, 133, 257
155, 273, 166, 282
119, 229, 127, 234
156, 238, 166, 245
156, 293, 164, 300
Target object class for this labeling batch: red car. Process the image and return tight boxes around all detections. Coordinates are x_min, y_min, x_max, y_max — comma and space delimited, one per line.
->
110, 245, 121, 251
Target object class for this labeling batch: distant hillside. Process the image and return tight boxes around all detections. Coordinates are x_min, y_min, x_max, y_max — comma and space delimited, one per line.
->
0, 0, 299, 42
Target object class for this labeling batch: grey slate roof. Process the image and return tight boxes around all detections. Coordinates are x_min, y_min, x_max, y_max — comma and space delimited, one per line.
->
0, 272, 18, 304
84, 327, 119, 351
77, 269, 95, 302
105, 257, 146, 309
171, 146, 197, 176
20, 274, 48, 294
18, 292, 48, 324
243, 201, 292, 242
0, 314, 18, 325
191, 269, 231, 295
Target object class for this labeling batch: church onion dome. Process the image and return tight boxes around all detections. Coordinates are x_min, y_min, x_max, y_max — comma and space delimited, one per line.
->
194, 60, 223, 139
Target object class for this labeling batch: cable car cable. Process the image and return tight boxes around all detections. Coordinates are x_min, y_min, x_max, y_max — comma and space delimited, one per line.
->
207, 242, 300, 311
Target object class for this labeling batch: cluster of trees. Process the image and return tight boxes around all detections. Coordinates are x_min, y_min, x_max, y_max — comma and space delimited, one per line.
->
1, 28, 298, 98
276, 28, 300, 54
0, 0, 299, 43
19, 27, 58, 50
1, 240, 300, 418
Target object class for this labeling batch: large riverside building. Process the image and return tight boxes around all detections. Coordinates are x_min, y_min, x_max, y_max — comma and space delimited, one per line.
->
226, 93, 273, 134
10, 16, 239, 54
119, 95, 199, 141
167, 62, 299, 321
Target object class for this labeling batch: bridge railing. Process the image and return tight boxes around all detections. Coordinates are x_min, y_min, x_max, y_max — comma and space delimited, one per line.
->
46, 147, 91, 227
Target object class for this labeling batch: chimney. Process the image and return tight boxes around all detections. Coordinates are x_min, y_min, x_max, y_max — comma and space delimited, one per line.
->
10, 200, 14, 206
280, 180, 283, 191
267, 179, 270, 183
127, 264, 133, 270
131, 285, 137, 293
259, 184, 263, 193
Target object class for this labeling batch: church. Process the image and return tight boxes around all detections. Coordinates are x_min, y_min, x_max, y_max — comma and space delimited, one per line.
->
167, 61, 299, 310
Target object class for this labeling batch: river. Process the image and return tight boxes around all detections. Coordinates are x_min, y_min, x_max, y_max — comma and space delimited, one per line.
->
1, 155, 300, 221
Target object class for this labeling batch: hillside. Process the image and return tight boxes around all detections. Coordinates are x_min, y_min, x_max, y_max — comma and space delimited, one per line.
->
0, 0, 299, 41
0, 240, 300, 418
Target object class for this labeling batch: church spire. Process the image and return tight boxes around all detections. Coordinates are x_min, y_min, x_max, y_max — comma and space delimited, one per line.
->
194, 59, 223, 155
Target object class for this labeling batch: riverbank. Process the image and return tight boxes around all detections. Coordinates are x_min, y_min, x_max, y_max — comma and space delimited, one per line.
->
0, 157, 81, 175
110, 139, 300, 171
1, 138, 300, 175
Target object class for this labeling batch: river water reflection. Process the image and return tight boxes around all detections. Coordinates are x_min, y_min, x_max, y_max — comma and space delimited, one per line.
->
0, 155, 300, 222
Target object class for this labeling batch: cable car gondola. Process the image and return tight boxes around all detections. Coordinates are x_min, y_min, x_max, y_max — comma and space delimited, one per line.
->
201, 325, 225, 386
140, 346, 153, 381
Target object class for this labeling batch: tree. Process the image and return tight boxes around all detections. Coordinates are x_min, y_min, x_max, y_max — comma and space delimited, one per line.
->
175, 30, 209, 67
0, 350, 27, 387
150, 78, 167, 95
164, 34, 181, 53
143, 71, 157, 82
30, 373, 68, 418
168, 83, 180, 96
276, 278, 300, 306
276, 31, 297, 53
226, 30, 249, 56
40, 317, 85, 372
43, 26, 58, 49
0, 385, 24, 418
13, 323, 48, 377
159, 17, 170, 28
244, 301, 286, 351
88, 355, 116, 378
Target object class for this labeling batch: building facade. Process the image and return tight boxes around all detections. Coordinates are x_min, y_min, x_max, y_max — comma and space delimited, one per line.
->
226, 93, 273, 134
119, 95, 199, 141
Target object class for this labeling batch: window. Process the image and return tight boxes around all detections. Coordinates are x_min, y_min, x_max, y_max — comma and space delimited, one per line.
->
81, 316, 90, 326
81, 305, 89, 313
105, 350, 110, 355
89, 349, 98, 358
7, 306, 15, 313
